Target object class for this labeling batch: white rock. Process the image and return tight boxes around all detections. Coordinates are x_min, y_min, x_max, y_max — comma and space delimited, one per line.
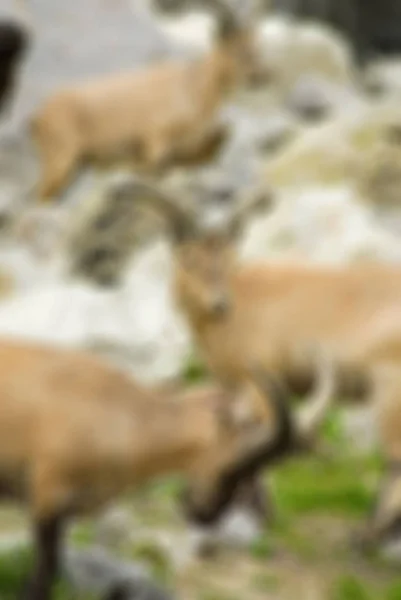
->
0, 240, 190, 384
94, 506, 134, 549
264, 101, 401, 188
341, 406, 378, 454
240, 186, 401, 265
256, 16, 356, 95
144, 7, 215, 56
63, 546, 150, 596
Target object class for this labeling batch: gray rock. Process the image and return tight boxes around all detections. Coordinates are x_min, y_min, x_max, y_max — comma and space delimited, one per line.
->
64, 546, 175, 600
285, 75, 361, 122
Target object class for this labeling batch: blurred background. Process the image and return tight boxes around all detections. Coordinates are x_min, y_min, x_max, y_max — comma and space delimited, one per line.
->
2, 0, 401, 598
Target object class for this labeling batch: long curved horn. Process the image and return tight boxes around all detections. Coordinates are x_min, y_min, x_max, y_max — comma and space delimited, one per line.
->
182, 368, 294, 525
107, 176, 197, 242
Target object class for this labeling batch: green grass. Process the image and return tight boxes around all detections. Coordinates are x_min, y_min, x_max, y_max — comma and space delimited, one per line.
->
130, 540, 173, 585
181, 352, 208, 384
0, 546, 79, 600
328, 574, 401, 600
270, 454, 379, 518
330, 575, 374, 600
384, 581, 401, 600
0, 546, 32, 597
70, 522, 96, 548
249, 534, 275, 560
268, 407, 383, 519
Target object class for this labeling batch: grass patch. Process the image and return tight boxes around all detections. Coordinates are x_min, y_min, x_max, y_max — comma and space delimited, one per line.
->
0, 546, 33, 598
130, 540, 174, 585
330, 575, 373, 600
70, 522, 95, 548
384, 581, 401, 600
321, 408, 347, 446
147, 477, 182, 501
271, 459, 373, 516
330, 576, 401, 600
249, 534, 274, 560
270, 420, 382, 518
0, 546, 80, 600
181, 353, 208, 384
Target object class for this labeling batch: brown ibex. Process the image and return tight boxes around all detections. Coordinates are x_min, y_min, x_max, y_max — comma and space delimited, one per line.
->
93, 176, 401, 553
30, 0, 264, 203
0, 336, 335, 600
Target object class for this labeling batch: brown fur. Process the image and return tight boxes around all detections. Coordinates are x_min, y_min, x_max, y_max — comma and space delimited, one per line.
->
31, 7, 262, 203
105, 176, 401, 551
176, 249, 401, 549
0, 339, 279, 515
0, 336, 303, 599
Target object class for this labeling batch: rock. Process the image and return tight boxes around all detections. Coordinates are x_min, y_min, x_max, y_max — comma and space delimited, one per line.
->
105, 580, 175, 600
256, 16, 356, 97
355, 134, 401, 209
65, 177, 165, 289
94, 506, 134, 550
341, 406, 378, 455
284, 74, 363, 122
364, 58, 401, 99
189, 504, 263, 558
239, 185, 401, 265
3, 0, 173, 128
270, 0, 401, 66
146, 8, 215, 56
220, 103, 303, 161
264, 101, 401, 188
0, 238, 190, 383
0, 126, 39, 209
64, 546, 175, 599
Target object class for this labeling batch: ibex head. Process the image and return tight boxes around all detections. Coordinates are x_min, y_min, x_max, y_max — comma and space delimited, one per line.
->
209, 0, 267, 89
106, 175, 272, 319
181, 368, 294, 526
181, 350, 335, 525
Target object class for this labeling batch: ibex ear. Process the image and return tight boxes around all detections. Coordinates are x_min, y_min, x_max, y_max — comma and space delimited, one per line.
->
211, 0, 242, 40
229, 185, 274, 240
216, 0, 262, 38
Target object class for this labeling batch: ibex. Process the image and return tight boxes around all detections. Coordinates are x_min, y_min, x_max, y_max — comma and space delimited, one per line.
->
0, 337, 334, 600
92, 176, 401, 554
30, 0, 263, 203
